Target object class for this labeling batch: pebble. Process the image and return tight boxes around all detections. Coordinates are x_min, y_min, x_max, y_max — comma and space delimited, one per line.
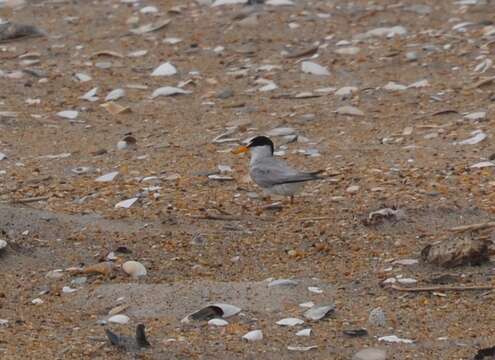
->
353, 348, 387, 360
276, 317, 304, 326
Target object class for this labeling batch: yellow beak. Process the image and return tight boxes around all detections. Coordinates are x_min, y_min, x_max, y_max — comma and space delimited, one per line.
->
231, 145, 249, 154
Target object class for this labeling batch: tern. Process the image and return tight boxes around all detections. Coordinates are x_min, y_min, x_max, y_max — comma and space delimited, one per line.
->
232, 136, 324, 203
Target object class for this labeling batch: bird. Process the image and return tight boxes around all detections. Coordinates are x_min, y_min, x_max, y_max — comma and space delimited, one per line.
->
105, 324, 150, 353
232, 136, 324, 203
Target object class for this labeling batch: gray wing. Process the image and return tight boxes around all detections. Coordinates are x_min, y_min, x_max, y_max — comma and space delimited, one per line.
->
250, 158, 321, 187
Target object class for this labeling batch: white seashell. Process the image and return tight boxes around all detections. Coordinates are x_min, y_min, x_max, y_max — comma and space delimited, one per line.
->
408, 79, 430, 88
276, 317, 304, 326
397, 277, 417, 285
108, 314, 130, 324
208, 318, 228, 326
266, 127, 297, 137
301, 61, 330, 76
151, 62, 177, 76
335, 47, 360, 56
383, 82, 407, 91
471, 161, 495, 169
296, 328, 312, 336
62, 286, 77, 293
335, 86, 357, 97
267, 0, 294, 5
456, 130, 487, 145
336, 106, 364, 117
392, 259, 418, 266
378, 335, 414, 344
105, 88, 125, 101
0, 319, 8, 326
122, 261, 147, 277
71, 166, 91, 175
213, 303, 241, 318
128, 50, 148, 57
95, 171, 119, 182
57, 110, 79, 120
151, 86, 191, 98
80, 87, 98, 102
32, 298, 43, 305
464, 112, 486, 121
115, 198, 138, 209
299, 301, 314, 308
304, 305, 335, 321
242, 330, 263, 341
0, 152, 6, 160
268, 279, 299, 287
307, 286, 323, 294
287, 345, 317, 351
0, 239, 7, 250
140, 5, 158, 13
212, 0, 246, 6
75, 73, 92, 82
163, 37, 183, 45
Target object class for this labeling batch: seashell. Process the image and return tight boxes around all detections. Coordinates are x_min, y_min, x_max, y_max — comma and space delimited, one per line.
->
304, 305, 335, 321
105, 88, 125, 101
57, 110, 78, 120
108, 314, 130, 324
242, 330, 263, 341
62, 286, 77, 293
115, 198, 138, 209
268, 279, 298, 287
151, 62, 177, 76
287, 345, 317, 351
122, 261, 147, 278
208, 318, 228, 326
296, 328, 312, 336
181, 303, 241, 323
276, 317, 304, 326
301, 61, 330, 76
0, 239, 7, 251
95, 171, 119, 182
151, 86, 191, 98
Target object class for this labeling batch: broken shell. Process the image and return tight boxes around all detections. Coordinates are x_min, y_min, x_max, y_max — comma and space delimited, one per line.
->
301, 61, 330, 76
0, 239, 7, 251
57, 110, 79, 120
108, 314, 130, 324
151, 62, 177, 76
95, 171, 119, 182
304, 305, 335, 321
122, 261, 147, 278
208, 318, 229, 326
115, 198, 139, 209
287, 345, 318, 352
105, 88, 125, 101
276, 317, 304, 326
151, 86, 191, 98
296, 328, 312, 336
181, 303, 241, 323
268, 279, 298, 287
242, 330, 263, 341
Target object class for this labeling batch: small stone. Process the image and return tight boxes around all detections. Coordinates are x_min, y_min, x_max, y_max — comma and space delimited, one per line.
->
353, 348, 387, 360
405, 51, 418, 62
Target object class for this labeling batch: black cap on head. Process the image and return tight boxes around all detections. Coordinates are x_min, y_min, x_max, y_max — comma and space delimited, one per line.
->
248, 136, 274, 154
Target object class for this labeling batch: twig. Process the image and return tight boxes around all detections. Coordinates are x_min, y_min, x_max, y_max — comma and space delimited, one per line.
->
3, 196, 50, 204
297, 216, 332, 221
450, 222, 495, 233
190, 214, 243, 221
390, 284, 494, 292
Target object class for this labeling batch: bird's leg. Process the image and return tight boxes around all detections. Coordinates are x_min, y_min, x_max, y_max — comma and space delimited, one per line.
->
290, 195, 294, 204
